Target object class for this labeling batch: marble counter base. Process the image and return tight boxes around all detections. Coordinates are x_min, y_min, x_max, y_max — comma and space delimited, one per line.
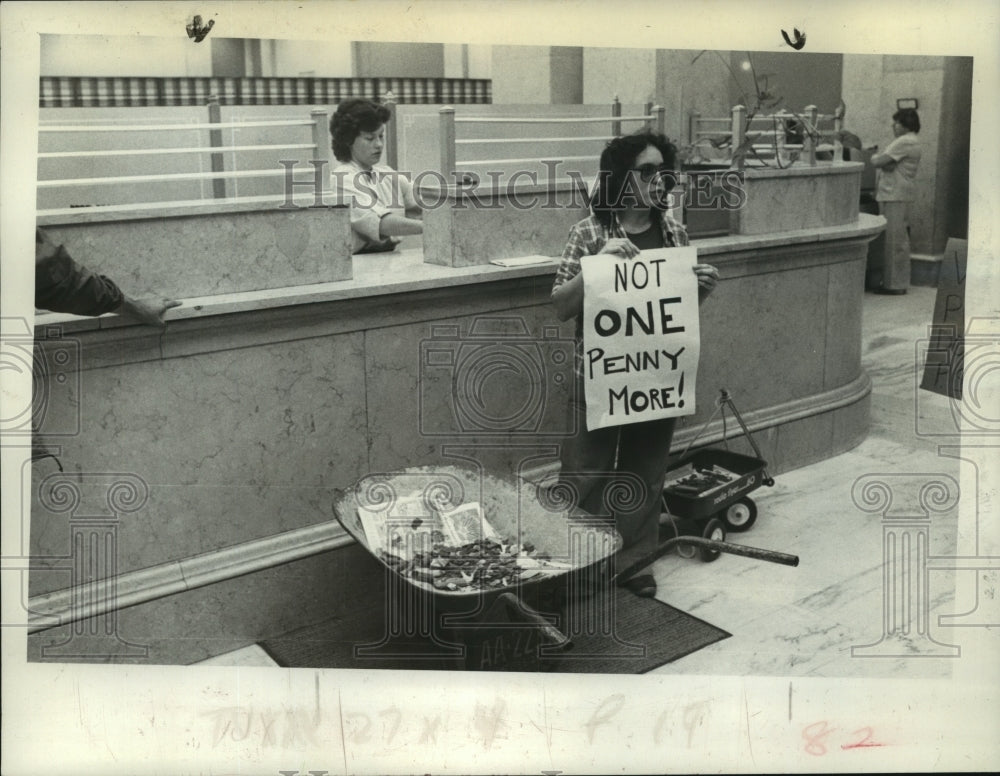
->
25, 219, 879, 654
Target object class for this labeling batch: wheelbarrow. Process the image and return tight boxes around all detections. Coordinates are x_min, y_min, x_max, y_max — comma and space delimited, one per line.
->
332, 464, 798, 667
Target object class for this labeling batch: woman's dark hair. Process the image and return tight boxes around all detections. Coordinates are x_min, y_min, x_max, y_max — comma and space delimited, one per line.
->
329, 98, 392, 162
590, 130, 678, 230
893, 108, 921, 133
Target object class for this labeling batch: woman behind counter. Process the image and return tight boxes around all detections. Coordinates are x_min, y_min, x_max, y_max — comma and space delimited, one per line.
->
869, 108, 922, 294
329, 98, 423, 254
551, 130, 719, 598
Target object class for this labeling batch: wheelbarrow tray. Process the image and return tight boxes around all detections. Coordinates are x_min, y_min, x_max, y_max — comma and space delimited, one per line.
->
662, 448, 768, 521
332, 464, 622, 612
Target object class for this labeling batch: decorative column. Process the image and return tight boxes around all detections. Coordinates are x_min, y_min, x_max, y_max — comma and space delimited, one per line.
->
35, 472, 151, 659
851, 473, 961, 657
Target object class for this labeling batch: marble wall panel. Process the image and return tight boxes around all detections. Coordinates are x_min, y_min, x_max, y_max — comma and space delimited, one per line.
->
422, 194, 588, 267
490, 46, 554, 104
774, 411, 836, 472
824, 257, 867, 389
29, 332, 368, 588
829, 389, 872, 456
42, 206, 353, 300
737, 169, 861, 235
364, 304, 577, 478
582, 47, 657, 105
693, 262, 830, 415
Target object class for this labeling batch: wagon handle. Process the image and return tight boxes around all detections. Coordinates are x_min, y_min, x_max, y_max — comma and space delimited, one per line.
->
613, 536, 799, 585
675, 395, 726, 461
718, 389, 775, 486
496, 592, 573, 652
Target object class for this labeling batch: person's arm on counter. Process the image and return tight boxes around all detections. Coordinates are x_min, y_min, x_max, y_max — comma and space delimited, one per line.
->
35, 228, 179, 325
377, 211, 423, 238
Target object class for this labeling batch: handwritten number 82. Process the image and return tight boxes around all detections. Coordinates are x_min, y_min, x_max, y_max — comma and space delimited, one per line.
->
802, 721, 883, 755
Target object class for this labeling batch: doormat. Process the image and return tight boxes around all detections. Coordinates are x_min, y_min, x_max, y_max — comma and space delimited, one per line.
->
260, 587, 730, 674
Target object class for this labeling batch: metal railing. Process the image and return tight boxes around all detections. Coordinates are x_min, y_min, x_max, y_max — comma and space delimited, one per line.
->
438, 97, 667, 181
37, 96, 333, 219
688, 105, 845, 169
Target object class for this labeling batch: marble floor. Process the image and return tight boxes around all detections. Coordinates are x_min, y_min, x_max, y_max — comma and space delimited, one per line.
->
649, 285, 973, 679
200, 286, 987, 677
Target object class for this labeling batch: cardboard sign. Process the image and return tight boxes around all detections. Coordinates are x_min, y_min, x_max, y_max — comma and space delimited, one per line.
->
920, 238, 967, 399
581, 247, 701, 430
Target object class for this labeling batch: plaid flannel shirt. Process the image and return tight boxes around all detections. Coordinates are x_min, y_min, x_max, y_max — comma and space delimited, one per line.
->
552, 211, 691, 378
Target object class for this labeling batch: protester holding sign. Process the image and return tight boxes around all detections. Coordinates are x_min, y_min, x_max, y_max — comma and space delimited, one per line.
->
551, 130, 719, 599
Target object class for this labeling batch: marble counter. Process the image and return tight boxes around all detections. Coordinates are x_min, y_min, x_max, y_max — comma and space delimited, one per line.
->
26, 215, 883, 663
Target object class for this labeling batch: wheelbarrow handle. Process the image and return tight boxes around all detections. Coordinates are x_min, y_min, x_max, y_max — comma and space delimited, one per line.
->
496, 592, 573, 652
614, 537, 799, 585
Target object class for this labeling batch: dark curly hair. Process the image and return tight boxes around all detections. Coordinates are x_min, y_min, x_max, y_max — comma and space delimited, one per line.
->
590, 129, 678, 230
329, 98, 392, 162
893, 108, 921, 133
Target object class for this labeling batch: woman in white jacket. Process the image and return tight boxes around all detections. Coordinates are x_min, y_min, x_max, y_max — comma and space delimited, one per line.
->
870, 108, 922, 294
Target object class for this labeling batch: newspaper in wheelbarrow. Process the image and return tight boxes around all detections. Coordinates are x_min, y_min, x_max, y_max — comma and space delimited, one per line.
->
354, 486, 592, 594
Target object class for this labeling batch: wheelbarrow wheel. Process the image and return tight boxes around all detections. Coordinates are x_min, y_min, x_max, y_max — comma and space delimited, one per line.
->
723, 497, 757, 532
700, 518, 726, 562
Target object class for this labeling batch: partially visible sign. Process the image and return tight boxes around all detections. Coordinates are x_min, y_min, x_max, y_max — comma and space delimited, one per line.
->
920, 238, 967, 398
581, 247, 701, 430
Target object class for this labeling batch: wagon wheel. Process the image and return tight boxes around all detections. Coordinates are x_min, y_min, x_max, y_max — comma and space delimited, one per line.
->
699, 518, 726, 562
722, 497, 757, 532
676, 540, 698, 559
